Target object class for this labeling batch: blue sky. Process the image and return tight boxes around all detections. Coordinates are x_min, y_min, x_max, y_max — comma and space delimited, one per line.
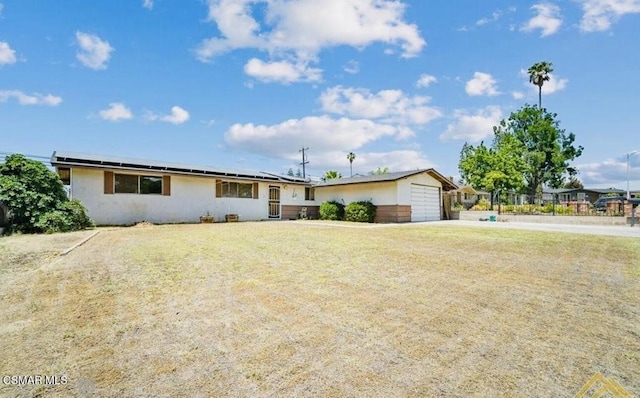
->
1, 0, 639, 188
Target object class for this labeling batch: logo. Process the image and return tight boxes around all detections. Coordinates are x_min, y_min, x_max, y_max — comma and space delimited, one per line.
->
575, 372, 631, 398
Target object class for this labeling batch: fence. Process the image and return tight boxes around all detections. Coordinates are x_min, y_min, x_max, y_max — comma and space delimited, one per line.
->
451, 193, 627, 217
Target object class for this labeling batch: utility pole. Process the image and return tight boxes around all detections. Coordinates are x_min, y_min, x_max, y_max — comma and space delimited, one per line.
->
299, 147, 309, 179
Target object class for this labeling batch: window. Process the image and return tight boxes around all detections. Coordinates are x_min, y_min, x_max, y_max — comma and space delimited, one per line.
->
141, 176, 162, 194
114, 174, 163, 194
305, 187, 315, 201
217, 181, 258, 199
58, 168, 71, 185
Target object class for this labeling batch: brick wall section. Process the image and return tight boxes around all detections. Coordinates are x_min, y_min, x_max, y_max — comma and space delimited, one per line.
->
375, 205, 411, 223
281, 205, 320, 220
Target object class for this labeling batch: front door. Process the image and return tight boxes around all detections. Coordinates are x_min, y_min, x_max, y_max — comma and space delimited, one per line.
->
268, 186, 281, 219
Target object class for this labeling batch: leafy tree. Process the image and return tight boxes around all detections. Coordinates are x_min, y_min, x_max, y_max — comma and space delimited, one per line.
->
495, 105, 583, 197
528, 61, 553, 109
0, 154, 93, 233
295, 168, 302, 178
459, 134, 526, 203
369, 166, 389, 175
323, 170, 342, 181
459, 105, 582, 200
287, 168, 294, 177
563, 176, 584, 189
347, 152, 356, 177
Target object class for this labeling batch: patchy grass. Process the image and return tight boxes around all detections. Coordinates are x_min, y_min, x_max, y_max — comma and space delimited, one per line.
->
0, 222, 638, 397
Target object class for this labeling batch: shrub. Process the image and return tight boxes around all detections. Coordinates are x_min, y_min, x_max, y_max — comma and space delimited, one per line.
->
0, 154, 93, 233
470, 198, 490, 211
319, 201, 345, 220
345, 201, 376, 223
35, 200, 93, 233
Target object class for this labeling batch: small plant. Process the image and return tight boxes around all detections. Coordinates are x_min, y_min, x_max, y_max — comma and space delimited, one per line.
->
470, 198, 490, 211
319, 201, 345, 220
345, 201, 376, 223
452, 202, 464, 211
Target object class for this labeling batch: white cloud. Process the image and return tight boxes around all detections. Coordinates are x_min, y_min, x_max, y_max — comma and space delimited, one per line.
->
0, 90, 62, 106
0, 41, 16, 65
244, 58, 322, 84
142, 0, 153, 10
75, 31, 114, 70
158, 106, 190, 124
577, 157, 640, 187
521, 3, 563, 37
439, 106, 503, 143
520, 69, 568, 95
320, 86, 442, 126
314, 149, 435, 173
196, 0, 425, 82
465, 72, 500, 97
416, 74, 437, 88
225, 115, 411, 161
343, 60, 359, 74
99, 102, 133, 121
577, 0, 640, 32
512, 91, 525, 99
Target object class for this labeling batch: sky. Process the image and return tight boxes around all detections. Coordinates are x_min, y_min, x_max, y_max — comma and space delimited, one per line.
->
1, 0, 639, 188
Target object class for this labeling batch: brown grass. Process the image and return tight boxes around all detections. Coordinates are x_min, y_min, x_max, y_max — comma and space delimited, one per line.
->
0, 222, 638, 397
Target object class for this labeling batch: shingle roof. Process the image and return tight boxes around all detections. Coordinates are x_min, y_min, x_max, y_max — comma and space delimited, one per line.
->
314, 169, 458, 190
50, 151, 307, 183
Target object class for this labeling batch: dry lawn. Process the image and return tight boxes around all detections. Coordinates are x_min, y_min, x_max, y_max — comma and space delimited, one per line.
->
0, 222, 639, 397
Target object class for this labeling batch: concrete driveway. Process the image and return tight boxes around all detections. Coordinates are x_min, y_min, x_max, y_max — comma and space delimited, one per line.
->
427, 220, 640, 238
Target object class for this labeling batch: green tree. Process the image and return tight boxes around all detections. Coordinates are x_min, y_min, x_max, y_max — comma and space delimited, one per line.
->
563, 176, 584, 189
528, 61, 553, 109
369, 166, 389, 175
323, 170, 342, 181
287, 168, 294, 177
492, 105, 583, 197
347, 152, 356, 177
295, 168, 302, 178
459, 134, 526, 205
0, 154, 93, 233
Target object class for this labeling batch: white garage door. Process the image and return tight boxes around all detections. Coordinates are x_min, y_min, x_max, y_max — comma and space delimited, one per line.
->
411, 184, 440, 222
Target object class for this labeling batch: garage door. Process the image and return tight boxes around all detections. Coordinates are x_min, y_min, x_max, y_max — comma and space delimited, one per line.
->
411, 184, 440, 222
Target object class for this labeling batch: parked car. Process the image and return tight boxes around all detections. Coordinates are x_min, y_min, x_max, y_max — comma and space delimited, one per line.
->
593, 196, 626, 211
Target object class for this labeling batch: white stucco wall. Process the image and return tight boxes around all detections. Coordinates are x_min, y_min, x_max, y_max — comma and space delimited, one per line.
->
72, 168, 312, 224
72, 168, 216, 225
315, 181, 399, 205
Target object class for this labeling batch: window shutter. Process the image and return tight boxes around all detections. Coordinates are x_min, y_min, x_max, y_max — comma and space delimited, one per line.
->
216, 180, 222, 198
253, 183, 259, 199
104, 171, 114, 194
162, 176, 171, 196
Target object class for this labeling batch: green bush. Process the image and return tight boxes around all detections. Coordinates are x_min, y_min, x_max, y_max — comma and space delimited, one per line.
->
470, 198, 490, 211
345, 201, 376, 223
319, 201, 345, 220
0, 154, 93, 234
35, 200, 93, 233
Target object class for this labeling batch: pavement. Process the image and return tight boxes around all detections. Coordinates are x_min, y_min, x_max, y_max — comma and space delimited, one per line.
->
422, 220, 640, 238
291, 220, 640, 238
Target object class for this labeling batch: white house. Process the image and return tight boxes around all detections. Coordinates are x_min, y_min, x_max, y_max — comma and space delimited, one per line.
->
315, 170, 458, 222
51, 151, 457, 225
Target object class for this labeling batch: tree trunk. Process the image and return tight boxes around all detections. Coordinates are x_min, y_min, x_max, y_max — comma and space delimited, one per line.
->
538, 86, 542, 109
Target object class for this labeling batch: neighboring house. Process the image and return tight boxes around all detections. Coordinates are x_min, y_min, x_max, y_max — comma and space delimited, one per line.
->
542, 188, 626, 204
51, 151, 457, 225
314, 170, 458, 222
449, 185, 490, 209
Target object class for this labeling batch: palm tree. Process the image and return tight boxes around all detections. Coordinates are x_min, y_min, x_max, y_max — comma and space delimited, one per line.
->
347, 152, 356, 177
527, 61, 553, 109
323, 170, 342, 181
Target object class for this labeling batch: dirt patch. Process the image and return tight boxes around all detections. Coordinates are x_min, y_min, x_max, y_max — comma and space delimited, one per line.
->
0, 223, 638, 397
